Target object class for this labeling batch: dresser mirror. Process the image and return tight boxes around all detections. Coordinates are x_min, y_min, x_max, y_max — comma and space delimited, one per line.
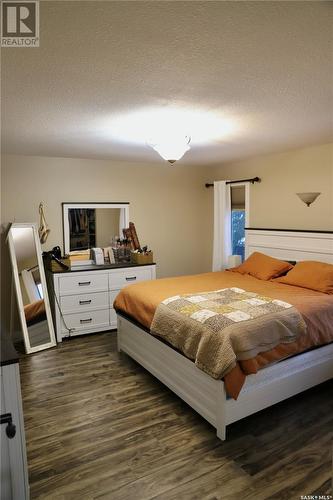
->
62, 202, 130, 255
7, 223, 56, 354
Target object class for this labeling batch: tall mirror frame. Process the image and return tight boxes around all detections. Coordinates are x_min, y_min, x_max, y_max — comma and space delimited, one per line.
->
7, 222, 56, 354
62, 202, 130, 256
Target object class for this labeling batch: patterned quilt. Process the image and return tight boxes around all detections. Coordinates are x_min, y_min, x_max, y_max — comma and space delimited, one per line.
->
151, 287, 307, 379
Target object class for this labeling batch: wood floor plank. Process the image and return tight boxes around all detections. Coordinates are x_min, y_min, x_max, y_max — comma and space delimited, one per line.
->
240, 431, 333, 499
36, 430, 218, 499
19, 331, 333, 499
150, 462, 253, 500
94, 445, 252, 500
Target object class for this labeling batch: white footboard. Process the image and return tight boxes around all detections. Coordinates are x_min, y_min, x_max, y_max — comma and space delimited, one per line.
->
117, 314, 333, 441
117, 314, 227, 439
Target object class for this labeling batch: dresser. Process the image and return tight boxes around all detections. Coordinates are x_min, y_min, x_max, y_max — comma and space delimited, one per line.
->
47, 263, 156, 342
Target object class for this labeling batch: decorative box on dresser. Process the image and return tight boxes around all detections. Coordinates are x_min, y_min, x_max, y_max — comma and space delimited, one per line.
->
47, 263, 156, 342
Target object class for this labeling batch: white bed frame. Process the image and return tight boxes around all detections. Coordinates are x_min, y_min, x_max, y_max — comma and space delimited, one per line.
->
117, 229, 333, 440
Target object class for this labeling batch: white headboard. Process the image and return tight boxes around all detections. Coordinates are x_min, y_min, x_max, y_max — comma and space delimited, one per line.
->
245, 229, 333, 264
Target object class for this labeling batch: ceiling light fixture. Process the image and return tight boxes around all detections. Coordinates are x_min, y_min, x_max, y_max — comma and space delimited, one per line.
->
296, 192, 321, 207
148, 136, 191, 164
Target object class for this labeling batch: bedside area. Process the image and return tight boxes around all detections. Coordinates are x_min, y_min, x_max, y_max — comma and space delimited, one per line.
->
47, 263, 156, 342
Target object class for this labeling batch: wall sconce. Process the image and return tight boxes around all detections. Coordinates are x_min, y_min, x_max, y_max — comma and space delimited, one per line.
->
296, 192, 321, 207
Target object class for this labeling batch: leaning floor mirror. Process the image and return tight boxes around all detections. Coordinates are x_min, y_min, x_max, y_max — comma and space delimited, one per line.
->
7, 223, 56, 353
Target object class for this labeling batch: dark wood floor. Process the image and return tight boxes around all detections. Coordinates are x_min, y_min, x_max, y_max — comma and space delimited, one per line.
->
19, 332, 333, 499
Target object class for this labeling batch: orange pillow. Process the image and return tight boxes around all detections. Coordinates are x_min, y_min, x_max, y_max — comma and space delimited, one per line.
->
230, 252, 293, 281
276, 261, 333, 294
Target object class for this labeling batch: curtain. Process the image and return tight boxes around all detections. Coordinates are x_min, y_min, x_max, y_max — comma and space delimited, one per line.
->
212, 180, 232, 271
21, 268, 40, 303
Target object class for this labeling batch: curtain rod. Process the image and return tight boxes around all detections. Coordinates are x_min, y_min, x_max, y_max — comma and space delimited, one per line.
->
27, 265, 39, 272
19, 265, 38, 276
205, 176, 261, 188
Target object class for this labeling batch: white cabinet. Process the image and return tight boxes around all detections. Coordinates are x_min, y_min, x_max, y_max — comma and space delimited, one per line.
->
48, 264, 156, 342
1, 359, 29, 500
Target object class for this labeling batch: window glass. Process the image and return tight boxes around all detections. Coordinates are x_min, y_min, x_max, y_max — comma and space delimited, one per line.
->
231, 209, 245, 261
37, 283, 44, 299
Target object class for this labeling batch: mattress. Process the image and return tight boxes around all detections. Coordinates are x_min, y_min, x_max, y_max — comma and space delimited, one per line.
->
114, 271, 333, 398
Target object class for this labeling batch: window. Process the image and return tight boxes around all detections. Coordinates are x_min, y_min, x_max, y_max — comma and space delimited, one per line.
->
36, 282, 44, 299
231, 209, 245, 261
230, 185, 247, 262
32, 268, 44, 299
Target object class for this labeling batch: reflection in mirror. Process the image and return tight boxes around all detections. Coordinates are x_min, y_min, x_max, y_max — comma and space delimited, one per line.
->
63, 203, 129, 255
68, 208, 121, 251
7, 223, 56, 353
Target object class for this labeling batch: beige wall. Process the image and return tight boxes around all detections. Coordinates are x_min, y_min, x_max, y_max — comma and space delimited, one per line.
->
1, 154, 212, 272
209, 143, 333, 230
1, 154, 213, 333
2, 143, 332, 335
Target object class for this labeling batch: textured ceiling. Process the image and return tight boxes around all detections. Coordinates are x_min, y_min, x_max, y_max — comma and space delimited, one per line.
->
2, 1, 333, 165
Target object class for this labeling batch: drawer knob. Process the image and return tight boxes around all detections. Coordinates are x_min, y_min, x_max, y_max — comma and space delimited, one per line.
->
78, 281, 91, 286
79, 299, 92, 305
126, 276, 137, 281
80, 318, 92, 323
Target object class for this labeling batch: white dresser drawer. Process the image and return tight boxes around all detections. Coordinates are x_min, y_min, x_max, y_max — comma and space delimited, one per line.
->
109, 268, 152, 290
59, 274, 108, 295
60, 291, 109, 314
61, 309, 110, 334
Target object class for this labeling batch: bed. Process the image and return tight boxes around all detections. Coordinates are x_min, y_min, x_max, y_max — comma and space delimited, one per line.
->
115, 229, 333, 440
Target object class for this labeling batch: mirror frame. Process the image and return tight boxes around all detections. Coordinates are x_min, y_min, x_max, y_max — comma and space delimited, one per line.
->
62, 202, 130, 255
7, 222, 56, 354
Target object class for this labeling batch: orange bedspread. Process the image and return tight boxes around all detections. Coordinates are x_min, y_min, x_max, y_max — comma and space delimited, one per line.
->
114, 271, 333, 398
